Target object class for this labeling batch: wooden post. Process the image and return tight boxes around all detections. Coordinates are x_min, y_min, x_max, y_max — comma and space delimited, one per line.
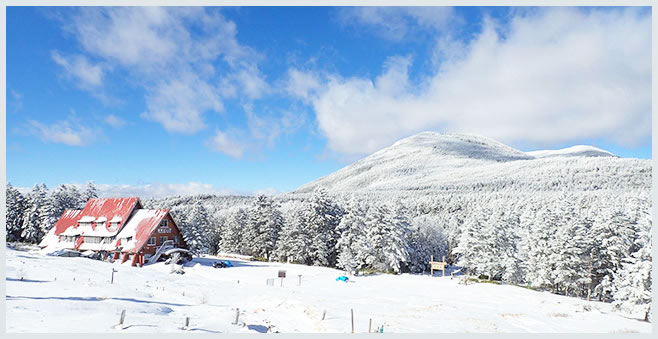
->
298, 274, 302, 286
234, 308, 240, 325
184, 317, 189, 330
368, 318, 372, 333
280, 277, 284, 287
119, 309, 126, 327
111, 268, 117, 284
322, 310, 326, 320
430, 255, 434, 276
351, 308, 354, 333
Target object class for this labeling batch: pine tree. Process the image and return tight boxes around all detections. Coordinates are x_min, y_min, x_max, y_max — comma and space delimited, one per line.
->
218, 207, 248, 254
247, 195, 283, 260
613, 209, 652, 321
82, 181, 99, 203
525, 207, 559, 289
454, 209, 488, 277
6, 183, 27, 242
273, 208, 312, 264
591, 208, 636, 301
183, 203, 211, 254
335, 197, 367, 273
408, 214, 448, 273
37, 185, 59, 240
21, 184, 48, 243
306, 187, 342, 266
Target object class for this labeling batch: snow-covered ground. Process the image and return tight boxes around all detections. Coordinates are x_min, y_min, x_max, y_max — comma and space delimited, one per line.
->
5, 247, 650, 333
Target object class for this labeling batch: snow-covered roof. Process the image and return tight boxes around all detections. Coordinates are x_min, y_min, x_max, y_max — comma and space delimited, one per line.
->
110, 216, 122, 223
96, 216, 107, 223
115, 209, 170, 253
79, 216, 95, 223
53, 210, 83, 236
60, 227, 82, 236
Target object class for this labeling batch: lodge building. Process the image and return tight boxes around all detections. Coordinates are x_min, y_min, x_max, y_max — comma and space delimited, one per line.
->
39, 197, 188, 267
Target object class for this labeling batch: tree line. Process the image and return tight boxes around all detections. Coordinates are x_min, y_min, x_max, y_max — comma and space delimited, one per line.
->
5, 183, 651, 321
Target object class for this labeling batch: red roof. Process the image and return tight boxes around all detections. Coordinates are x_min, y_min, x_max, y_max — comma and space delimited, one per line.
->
115, 209, 170, 253
78, 197, 141, 228
54, 209, 83, 235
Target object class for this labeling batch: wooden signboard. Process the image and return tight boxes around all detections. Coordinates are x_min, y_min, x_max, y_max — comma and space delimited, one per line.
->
429, 256, 447, 277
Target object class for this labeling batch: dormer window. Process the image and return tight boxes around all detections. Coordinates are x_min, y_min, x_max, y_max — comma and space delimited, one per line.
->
78, 216, 95, 228
96, 217, 107, 228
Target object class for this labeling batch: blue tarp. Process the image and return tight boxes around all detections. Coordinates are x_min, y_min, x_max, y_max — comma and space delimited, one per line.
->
224, 260, 233, 267
336, 276, 349, 282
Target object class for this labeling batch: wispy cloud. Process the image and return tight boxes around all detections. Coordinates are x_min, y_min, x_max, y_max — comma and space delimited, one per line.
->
51, 50, 105, 88
28, 117, 102, 146
293, 7, 650, 155
61, 7, 268, 134
205, 104, 306, 159
15, 182, 264, 199
338, 6, 457, 41
206, 130, 246, 158
104, 114, 125, 128
9, 90, 23, 112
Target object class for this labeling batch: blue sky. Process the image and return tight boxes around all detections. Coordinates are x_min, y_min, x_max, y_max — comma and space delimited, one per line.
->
6, 6, 652, 197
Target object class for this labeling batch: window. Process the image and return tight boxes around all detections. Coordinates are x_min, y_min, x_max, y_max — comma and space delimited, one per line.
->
158, 227, 171, 233
160, 236, 168, 244
160, 219, 168, 227
173, 236, 179, 245
148, 237, 156, 246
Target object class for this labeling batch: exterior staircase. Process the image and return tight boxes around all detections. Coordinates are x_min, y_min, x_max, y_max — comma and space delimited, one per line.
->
148, 240, 174, 264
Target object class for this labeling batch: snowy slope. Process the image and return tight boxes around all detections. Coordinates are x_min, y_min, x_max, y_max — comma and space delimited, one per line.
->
5, 247, 650, 333
528, 145, 616, 159
294, 132, 648, 194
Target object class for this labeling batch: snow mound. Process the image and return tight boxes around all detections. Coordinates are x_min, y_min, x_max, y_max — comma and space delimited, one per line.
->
527, 145, 617, 159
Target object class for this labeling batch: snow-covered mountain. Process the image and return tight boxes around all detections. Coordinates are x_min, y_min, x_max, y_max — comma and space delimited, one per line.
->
294, 132, 650, 194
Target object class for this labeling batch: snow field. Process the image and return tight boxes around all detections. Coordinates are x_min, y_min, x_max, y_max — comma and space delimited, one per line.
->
5, 247, 651, 333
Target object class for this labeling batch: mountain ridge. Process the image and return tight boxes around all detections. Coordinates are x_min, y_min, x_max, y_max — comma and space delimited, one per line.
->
293, 132, 649, 194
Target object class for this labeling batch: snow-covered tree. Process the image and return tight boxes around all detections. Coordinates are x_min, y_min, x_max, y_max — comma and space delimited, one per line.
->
591, 208, 636, 301
306, 187, 342, 266
273, 208, 312, 264
407, 214, 448, 273
21, 184, 48, 243
613, 210, 652, 321
82, 181, 99, 203
181, 203, 211, 254
335, 197, 367, 272
247, 195, 283, 260
218, 207, 248, 254
6, 183, 27, 242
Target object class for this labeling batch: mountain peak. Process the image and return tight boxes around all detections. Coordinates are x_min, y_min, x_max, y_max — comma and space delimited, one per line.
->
293, 131, 638, 194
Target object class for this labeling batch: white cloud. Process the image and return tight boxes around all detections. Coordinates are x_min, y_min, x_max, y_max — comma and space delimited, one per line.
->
15, 182, 249, 199
51, 50, 104, 88
63, 7, 268, 134
205, 104, 306, 158
338, 6, 456, 40
28, 118, 101, 146
295, 8, 650, 155
104, 114, 125, 128
93, 182, 240, 199
206, 130, 246, 158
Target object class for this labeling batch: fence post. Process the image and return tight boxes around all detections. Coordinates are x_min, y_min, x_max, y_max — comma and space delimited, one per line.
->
368, 318, 372, 333
111, 268, 117, 284
118, 309, 126, 328
351, 308, 354, 333
233, 308, 240, 325
322, 310, 326, 320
